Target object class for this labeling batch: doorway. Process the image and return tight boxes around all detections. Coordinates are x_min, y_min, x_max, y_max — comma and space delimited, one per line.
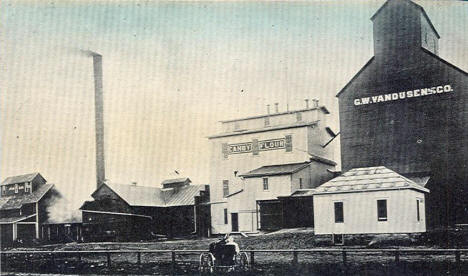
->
231, 213, 239, 232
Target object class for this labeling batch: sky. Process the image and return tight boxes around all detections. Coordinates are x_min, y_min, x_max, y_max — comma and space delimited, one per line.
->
1, 0, 467, 208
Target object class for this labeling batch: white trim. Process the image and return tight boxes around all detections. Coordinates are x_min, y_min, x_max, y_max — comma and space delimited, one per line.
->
81, 209, 152, 219
36, 202, 39, 239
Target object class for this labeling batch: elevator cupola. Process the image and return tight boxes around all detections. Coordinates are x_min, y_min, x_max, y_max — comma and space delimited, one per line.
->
371, 0, 440, 60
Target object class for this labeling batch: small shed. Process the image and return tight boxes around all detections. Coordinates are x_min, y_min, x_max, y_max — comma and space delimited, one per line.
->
313, 166, 429, 235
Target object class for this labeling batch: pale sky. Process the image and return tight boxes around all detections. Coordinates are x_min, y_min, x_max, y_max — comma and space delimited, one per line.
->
1, 0, 467, 208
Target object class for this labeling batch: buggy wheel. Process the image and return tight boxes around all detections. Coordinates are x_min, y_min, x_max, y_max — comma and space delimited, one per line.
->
199, 252, 215, 274
235, 252, 249, 271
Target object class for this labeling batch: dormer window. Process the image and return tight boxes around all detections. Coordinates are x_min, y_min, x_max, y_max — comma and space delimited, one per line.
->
25, 182, 31, 193
14, 184, 18, 194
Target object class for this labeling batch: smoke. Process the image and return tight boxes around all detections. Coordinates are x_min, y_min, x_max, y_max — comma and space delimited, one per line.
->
45, 192, 82, 224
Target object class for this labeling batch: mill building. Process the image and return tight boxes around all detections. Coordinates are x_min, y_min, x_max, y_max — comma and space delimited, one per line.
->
208, 101, 338, 234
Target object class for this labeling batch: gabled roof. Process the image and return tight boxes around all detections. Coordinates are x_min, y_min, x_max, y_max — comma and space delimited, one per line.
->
1, 172, 44, 186
94, 183, 205, 208
370, 0, 440, 38
336, 57, 375, 98
421, 48, 468, 77
314, 166, 429, 195
240, 162, 311, 178
0, 183, 54, 210
164, 185, 206, 207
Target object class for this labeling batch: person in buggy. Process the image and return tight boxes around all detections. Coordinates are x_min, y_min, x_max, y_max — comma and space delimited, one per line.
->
209, 234, 240, 265
200, 234, 248, 273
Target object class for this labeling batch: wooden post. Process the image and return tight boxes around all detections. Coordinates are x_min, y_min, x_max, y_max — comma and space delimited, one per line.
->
342, 250, 347, 265
77, 253, 81, 262
455, 250, 461, 272
171, 251, 176, 275
250, 251, 255, 270
293, 251, 298, 266
106, 252, 111, 268
395, 249, 400, 264
137, 252, 141, 265
2, 253, 7, 270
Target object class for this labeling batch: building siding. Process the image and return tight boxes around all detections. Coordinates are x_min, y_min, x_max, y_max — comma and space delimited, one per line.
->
314, 189, 426, 235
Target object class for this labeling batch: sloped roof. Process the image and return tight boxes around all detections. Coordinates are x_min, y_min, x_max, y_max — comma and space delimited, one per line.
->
101, 183, 205, 207
370, 0, 440, 38
314, 166, 429, 195
164, 185, 205, 207
278, 189, 316, 198
0, 183, 54, 210
0, 214, 36, 224
105, 183, 163, 207
1, 172, 42, 186
208, 121, 319, 139
219, 106, 330, 123
240, 162, 310, 178
161, 177, 191, 185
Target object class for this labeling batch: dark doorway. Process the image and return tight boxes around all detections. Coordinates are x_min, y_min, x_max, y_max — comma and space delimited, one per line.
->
231, 213, 238, 232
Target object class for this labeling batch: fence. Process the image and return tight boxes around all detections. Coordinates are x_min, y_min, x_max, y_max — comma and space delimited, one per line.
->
1, 248, 467, 274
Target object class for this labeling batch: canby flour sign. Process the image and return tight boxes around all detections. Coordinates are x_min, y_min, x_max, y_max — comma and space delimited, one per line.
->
222, 135, 292, 157
354, 84, 453, 106
229, 138, 285, 154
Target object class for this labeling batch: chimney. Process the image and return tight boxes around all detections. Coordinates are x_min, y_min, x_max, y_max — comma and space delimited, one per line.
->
274, 103, 279, 113
313, 99, 319, 107
305, 99, 309, 109
92, 53, 106, 189
266, 104, 270, 114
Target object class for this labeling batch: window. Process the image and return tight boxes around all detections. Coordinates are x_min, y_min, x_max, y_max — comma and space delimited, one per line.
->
14, 184, 18, 194
263, 178, 269, 191
25, 182, 31, 193
377, 199, 387, 221
1, 186, 5, 195
416, 199, 421, 222
224, 208, 228, 224
223, 180, 229, 198
264, 117, 270, 127
334, 202, 344, 223
299, 178, 303, 189
296, 112, 302, 122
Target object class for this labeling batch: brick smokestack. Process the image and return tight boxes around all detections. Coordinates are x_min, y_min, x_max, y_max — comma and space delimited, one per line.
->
92, 53, 106, 189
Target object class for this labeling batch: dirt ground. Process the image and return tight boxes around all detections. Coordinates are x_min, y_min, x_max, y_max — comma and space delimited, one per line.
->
2, 230, 468, 275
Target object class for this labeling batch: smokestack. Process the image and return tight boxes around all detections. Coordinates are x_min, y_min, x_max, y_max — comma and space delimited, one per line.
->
267, 104, 270, 114
92, 53, 106, 189
274, 103, 279, 113
305, 99, 309, 109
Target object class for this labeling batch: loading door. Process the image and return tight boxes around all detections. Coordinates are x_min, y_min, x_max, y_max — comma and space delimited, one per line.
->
231, 213, 239, 232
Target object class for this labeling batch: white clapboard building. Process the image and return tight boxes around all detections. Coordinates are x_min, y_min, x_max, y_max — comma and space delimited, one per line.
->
313, 166, 429, 235
208, 101, 337, 234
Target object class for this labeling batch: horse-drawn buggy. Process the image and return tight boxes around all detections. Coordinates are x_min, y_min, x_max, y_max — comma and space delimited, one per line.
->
199, 235, 249, 274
